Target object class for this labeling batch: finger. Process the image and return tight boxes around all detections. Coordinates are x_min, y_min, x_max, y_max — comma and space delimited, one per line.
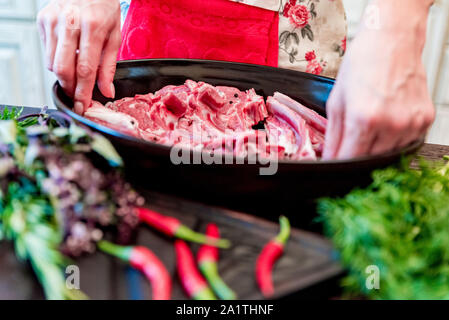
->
74, 23, 105, 114
336, 119, 376, 160
417, 121, 432, 142
97, 26, 121, 99
53, 18, 80, 97
323, 87, 345, 160
323, 107, 344, 160
369, 128, 402, 155
44, 16, 58, 71
395, 112, 430, 149
415, 106, 436, 143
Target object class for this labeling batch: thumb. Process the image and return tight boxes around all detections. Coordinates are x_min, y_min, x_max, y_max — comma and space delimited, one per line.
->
323, 85, 345, 160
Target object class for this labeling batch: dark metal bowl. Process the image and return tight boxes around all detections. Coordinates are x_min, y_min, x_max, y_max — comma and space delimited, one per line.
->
53, 59, 423, 228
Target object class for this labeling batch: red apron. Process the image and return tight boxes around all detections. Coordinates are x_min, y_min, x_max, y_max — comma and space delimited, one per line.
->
118, 0, 279, 67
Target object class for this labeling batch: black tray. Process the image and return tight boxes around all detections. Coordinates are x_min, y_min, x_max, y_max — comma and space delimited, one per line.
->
0, 191, 343, 300
52, 59, 423, 228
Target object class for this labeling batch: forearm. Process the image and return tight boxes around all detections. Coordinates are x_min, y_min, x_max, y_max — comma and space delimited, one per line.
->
364, 0, 433, 32
356, 0, 434, 53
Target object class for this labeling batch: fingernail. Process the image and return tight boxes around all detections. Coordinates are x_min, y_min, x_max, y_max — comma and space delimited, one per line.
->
110, 83, 115, 99
74, 101, 84, 114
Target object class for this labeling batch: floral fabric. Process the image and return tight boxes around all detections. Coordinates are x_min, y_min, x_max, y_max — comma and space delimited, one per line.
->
120, 0, 347, 78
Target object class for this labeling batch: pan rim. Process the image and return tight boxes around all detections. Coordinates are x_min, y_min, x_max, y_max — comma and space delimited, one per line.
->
52, 58, 423, 167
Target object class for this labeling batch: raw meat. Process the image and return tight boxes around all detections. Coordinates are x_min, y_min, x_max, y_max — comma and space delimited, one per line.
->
85, 80, 326, 160
272, 92, 327, 133
265, 96, 316, 160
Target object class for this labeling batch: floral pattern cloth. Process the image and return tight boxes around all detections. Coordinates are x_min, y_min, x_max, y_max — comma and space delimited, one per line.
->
120, 0, 347, 78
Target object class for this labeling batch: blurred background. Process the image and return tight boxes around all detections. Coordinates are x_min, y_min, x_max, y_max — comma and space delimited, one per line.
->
0, 0, 447, 144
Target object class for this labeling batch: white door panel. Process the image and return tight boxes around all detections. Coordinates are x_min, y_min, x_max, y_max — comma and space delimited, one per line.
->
0, 21, 46, 107
0, 47, 21, 104
0, 0, 36, 19
427, 105, 449, 145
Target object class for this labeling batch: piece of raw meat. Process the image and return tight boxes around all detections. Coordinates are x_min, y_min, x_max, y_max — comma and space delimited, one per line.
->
272, 92, 327, 133
265, 97, 316, 160
84, 81, 326, 161
85, 101, 140, 137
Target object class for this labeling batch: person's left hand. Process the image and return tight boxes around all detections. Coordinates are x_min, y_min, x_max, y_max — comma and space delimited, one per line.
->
323, 10, 435, 160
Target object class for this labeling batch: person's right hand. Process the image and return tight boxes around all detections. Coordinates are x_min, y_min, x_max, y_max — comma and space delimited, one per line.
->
37, 0, 122, 114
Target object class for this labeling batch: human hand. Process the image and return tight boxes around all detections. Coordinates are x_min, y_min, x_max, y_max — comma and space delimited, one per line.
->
323, 0, 435, 160
37, 0, 122, 114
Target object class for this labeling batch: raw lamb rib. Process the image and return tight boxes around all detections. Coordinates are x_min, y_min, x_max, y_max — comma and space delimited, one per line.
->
84, 80, 326, 160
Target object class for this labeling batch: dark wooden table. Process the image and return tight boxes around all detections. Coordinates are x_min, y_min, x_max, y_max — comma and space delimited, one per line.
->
412, 143, 449, 166
1, 105, 448, 300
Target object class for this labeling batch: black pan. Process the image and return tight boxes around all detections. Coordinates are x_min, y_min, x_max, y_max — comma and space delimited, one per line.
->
53, 59, 423, 229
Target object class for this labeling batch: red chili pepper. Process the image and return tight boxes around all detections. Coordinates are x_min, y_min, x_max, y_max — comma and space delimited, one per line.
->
197, 223, 237, 300
136, 207, 230, 249
175, 239, 216, 300
255, 216, 291, 298
97, 240, 171, 300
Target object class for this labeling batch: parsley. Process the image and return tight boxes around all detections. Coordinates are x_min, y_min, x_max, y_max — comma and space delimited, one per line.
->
319, 157, 449, 299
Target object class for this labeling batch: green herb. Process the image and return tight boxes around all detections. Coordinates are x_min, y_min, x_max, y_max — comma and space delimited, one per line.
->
0, 106, 23, 121
0, 108, 87, 299
0, 106, 37, 129
0, 106, 140, 299
0, 178, 84, 300
318, 157, 449, 299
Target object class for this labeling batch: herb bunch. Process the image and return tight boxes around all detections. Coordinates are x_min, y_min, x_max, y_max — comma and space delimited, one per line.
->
0, 107, 142, 299
318, 157, 449, 299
